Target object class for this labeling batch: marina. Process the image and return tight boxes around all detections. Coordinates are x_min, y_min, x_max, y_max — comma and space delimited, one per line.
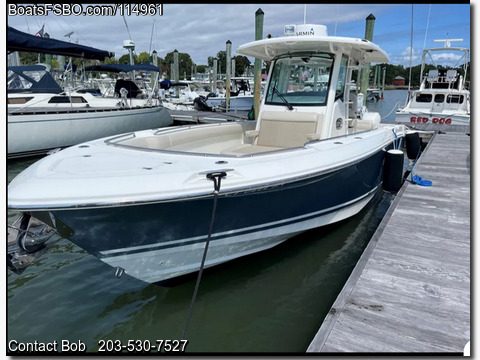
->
7, 4, 470, 355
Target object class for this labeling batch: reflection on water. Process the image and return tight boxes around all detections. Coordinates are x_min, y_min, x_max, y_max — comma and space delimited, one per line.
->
7, 91, 405, 353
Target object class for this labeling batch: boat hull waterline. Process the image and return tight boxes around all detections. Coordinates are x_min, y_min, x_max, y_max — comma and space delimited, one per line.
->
25, 148, 386, 283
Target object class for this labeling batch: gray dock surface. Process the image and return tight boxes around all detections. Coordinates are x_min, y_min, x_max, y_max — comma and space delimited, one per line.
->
308, 130, 470, 353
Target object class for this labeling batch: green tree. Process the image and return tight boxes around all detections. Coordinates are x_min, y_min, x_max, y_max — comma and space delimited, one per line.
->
164, 51, 194, 80
103, 56, 118, 64
137, 51, 150, 64
18, 51, 39, 65
197, 65, 208, 73
232, 55, 251, 76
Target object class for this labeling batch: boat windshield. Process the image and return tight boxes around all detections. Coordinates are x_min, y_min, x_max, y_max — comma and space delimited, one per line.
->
8, 69, 46, 91
265, 53, 333, 107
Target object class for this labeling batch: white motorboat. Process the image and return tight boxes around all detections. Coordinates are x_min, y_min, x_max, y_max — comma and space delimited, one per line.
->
7, 29, 173, 158
8, 24, 406, 284
395, 39, 470, 127
160, 81, 199, 111
205, 77, 254, 111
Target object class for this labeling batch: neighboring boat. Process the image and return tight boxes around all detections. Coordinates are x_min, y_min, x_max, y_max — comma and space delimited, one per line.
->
160, 81, 200, 111
395, 39, 470, 128
204, 77, 254, 111
8, 64, 173, 158
8, 24, 406, 284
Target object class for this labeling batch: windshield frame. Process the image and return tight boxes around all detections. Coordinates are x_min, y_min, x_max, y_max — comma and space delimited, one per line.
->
265, 52, 335, 107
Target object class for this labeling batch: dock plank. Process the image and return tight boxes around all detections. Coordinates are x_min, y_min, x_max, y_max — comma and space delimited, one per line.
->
307, 132, 470, 353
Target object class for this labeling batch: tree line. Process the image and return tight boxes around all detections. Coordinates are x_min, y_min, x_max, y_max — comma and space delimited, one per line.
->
371, 62, 471, 87
17, 49, 253, 80
17, 51, 469, 86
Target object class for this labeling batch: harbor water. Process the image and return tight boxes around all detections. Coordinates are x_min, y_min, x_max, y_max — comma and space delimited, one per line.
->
7, 90, 408, 353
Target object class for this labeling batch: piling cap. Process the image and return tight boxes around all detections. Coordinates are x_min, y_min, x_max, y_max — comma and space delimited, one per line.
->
366, 14, 376, 20
256, 8, 264, 15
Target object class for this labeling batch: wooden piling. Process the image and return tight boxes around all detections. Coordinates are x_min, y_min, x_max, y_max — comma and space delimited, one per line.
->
254, 8, 264, 120
226, 40, 232, 112
213, 58, 218, 93
360, 14, 375, 105
173, 49, 179, 97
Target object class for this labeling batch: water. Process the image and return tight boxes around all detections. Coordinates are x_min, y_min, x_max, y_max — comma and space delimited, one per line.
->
367, 89, 408, 123
7, 91, 407, 354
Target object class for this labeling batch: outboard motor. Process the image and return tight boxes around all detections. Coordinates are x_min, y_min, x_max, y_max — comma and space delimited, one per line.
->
193, 96, 213, 111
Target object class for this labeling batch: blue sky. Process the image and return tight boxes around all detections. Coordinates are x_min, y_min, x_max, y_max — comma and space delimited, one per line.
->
6, 4, 471, 68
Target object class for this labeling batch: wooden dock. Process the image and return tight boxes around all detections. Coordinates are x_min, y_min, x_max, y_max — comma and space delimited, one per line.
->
307, 130, 470, 353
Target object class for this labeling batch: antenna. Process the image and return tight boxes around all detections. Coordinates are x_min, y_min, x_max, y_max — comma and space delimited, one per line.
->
422, 4, 431, 51
434, 38, 463, 48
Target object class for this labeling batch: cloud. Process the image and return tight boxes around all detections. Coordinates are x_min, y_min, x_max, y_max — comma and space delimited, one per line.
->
7, 3, 468, 68
389, 46, 422, 67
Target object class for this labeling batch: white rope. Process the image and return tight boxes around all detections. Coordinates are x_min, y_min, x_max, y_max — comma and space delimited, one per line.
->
381, 101, 400, 120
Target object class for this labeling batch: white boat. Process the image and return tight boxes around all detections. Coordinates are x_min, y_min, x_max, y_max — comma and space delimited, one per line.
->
395, 39, 470, 127
8, 65, 172, 158
205, 77, 254, 111
8, 24, 406, 284
7, 28, 173, 158
160, 81, 199, 111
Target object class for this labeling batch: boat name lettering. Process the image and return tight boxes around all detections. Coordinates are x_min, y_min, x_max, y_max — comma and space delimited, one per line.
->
410, 116, 452, 125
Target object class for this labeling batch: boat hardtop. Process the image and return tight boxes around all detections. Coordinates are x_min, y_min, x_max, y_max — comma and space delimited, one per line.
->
237, 24, 388, 63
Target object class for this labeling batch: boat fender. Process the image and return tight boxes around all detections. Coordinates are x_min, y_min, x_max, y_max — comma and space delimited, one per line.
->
405, 132, 421, 159
383, 149, 404, 192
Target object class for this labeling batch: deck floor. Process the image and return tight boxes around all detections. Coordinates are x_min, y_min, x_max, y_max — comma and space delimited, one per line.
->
307, 131, 470, 353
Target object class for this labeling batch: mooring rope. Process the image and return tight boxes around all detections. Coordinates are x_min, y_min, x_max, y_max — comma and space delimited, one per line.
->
182, 171, 227, 339
381, 101, 400, 120
404, 145, 432, 187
